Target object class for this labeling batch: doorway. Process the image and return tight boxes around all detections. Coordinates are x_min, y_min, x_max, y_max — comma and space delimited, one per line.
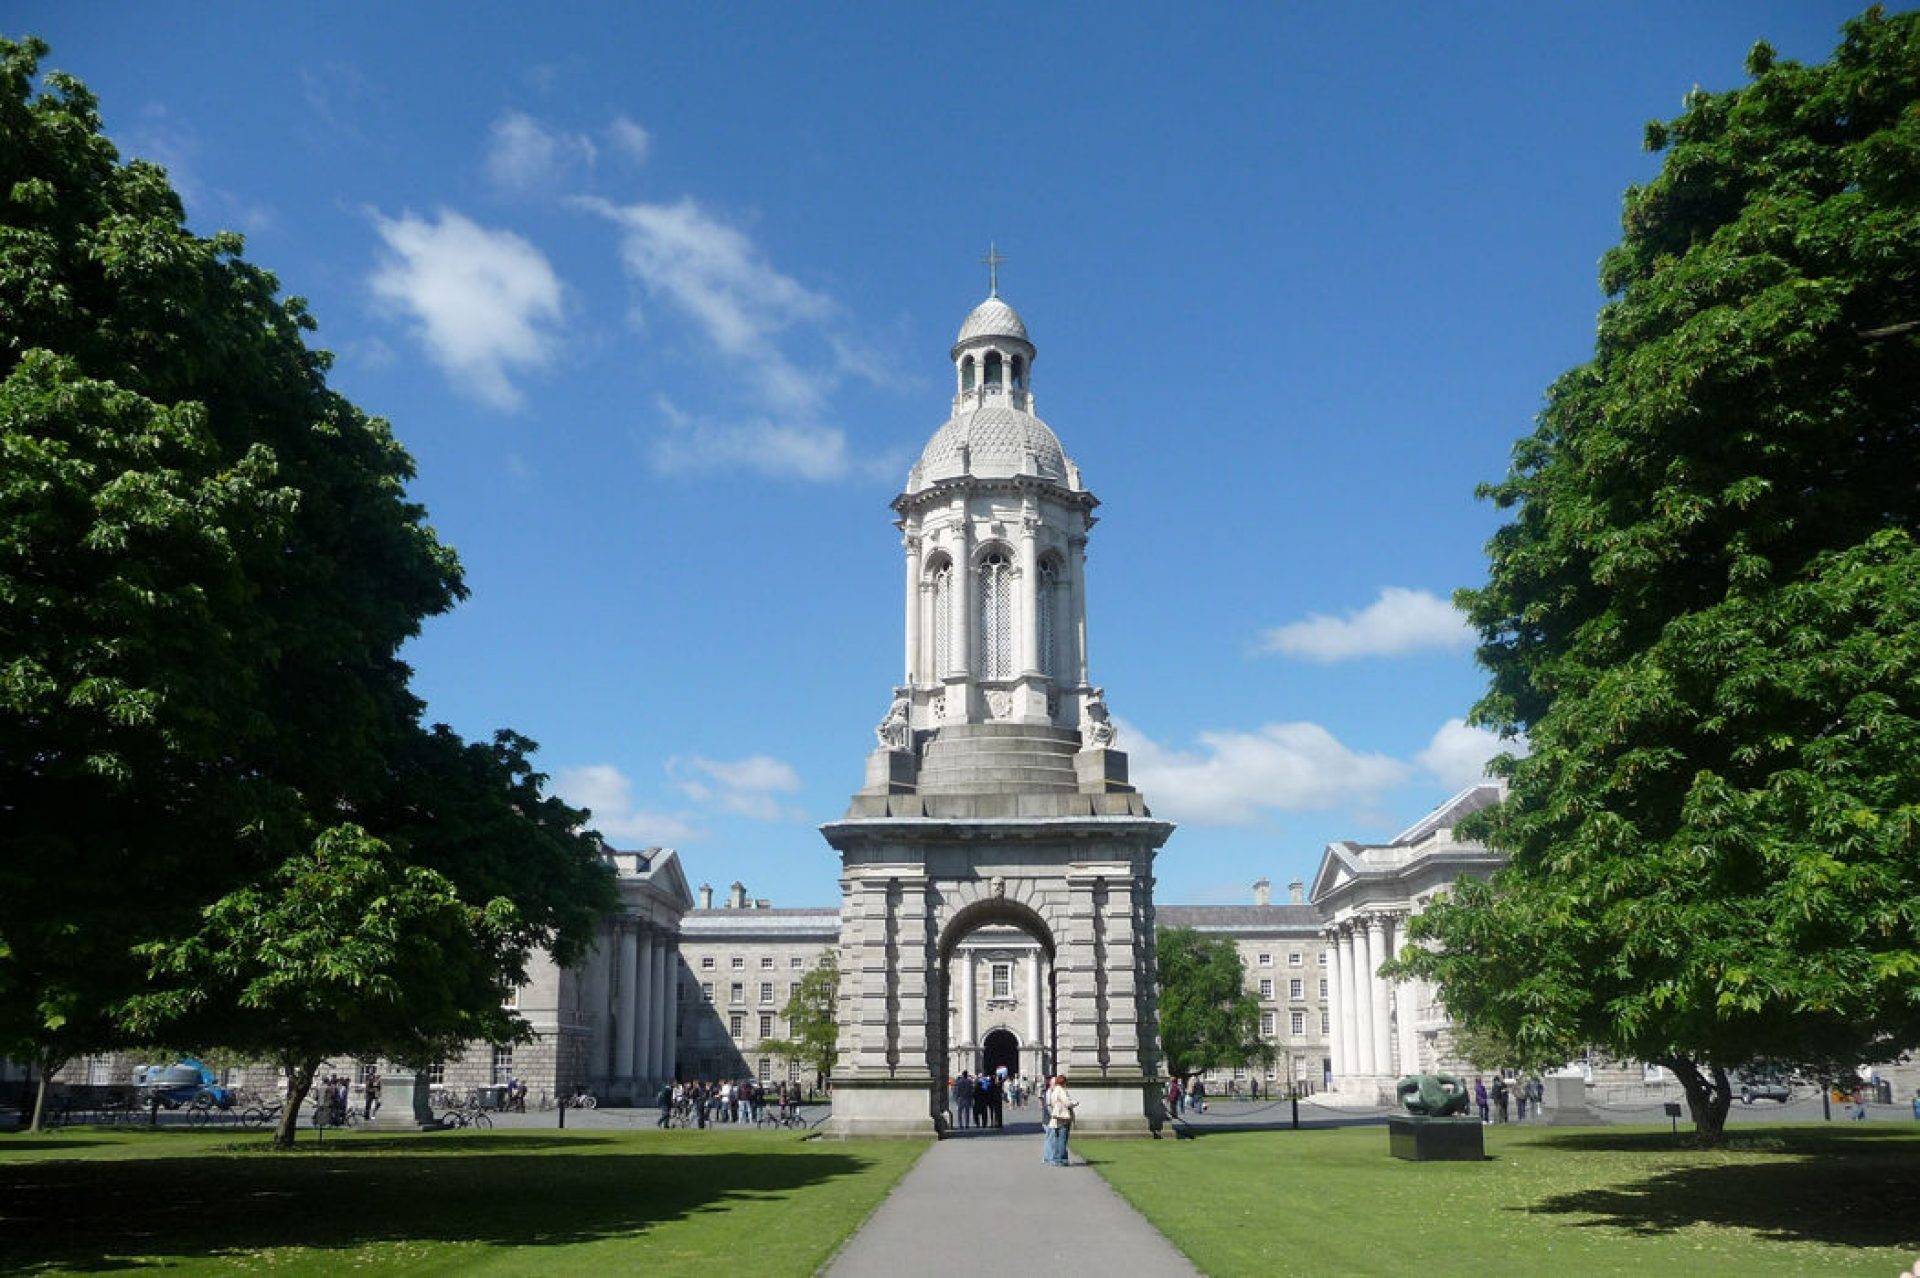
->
982, 1029, 1021, 1079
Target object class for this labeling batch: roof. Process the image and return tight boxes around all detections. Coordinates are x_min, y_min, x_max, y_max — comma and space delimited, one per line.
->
914, 404, 1069, 487
1158, 904, 1322, 934
954, 295, 1030, 347
679, 908, 839, 941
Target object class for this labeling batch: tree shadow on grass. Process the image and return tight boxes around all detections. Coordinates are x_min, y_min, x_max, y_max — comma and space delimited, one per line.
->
1524, 1128, 1920, 1250
0, 1140, 893, 1272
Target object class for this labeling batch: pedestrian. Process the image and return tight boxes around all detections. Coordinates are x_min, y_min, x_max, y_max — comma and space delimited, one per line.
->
1167, 1076, 1183, 1118
1473, 1076, 1489, 1123
973, 1073, 990, 1129
1044, 1074, 1077, 1166
1493, 1075, 1510, 1123
952, 1072, 971, 1129
656, 1080, 674, 1127
363, 1071, 381, 1121
1190, 1077, 1207, 1114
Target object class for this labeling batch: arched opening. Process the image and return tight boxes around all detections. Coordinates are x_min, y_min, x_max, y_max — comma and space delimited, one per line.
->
984, 350, 1004, 386
936, 897, 1057, 1125
982, 1029, 1021, 1079
961, 355, 976, 392
927, 555, 953, 675
1010, 354, 1026, 389
1037, 556, 1059, 679
975, 548, 1013, 679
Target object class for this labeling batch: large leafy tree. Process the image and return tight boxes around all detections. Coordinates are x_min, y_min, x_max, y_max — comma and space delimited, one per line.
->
1394, 9, 1920, 1145
764, 950, 838, 1092
0, 38, 613, 1132
1156, 928, 1272, 1082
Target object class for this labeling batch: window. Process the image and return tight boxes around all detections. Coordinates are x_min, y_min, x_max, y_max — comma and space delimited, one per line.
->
962, 355, 976, 391
1289, 951, 1303, 967
1257, 952, 1273, 967
731, 956, 744, 970
1289, 978, 1304, 1000
790, 956, 804, 968
758, 1057, 771, 1081
730, 982, 744, 1004
761, 956, 774, 969
984, 350, 1003, 386
701, 956, 715, 970
1317, 951, 1328, 966
491, 1044, 513, 1085
358, 1060, 378, 1084
1266, 1063, 1278, 1081
1320, 1010, 1330, 1034
1258, 978, 1273, 999
976, 550, 1013, 679
502, 986, 520, 1010
1260, 1011, 1276, 1036
729, 1013, 744, 1038
702, 982, 714, 1003
991, 963, 1011, 998
789, 982, 800, 1003
931, 559, 953, 674
1318, 979, 1328, 1000
1291, 1011, 1306, 1035
759, 982, 773, 1003
1037, 558, 1058, 677
1232, 1066, 1244, 1080
759, 1013, 774, 1038
426, 1062, 445, 1086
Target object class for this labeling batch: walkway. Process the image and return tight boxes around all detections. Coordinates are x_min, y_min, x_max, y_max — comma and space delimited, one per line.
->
826, 1127, 1199, 1277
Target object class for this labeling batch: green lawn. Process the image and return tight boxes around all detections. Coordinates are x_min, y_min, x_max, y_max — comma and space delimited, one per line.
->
1087, 1123, 1920, 1276
0, 1126, 926, 1274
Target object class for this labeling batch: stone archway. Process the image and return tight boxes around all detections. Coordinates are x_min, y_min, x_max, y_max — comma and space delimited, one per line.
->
981, 1029, 1021, 1079
821, 812, 1173, 1138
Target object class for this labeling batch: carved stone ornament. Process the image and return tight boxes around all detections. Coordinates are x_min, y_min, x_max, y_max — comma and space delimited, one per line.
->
1082, 685, 1117, 748
991, 876, 1006, 899
875, 692, 910, 751
987, 689, 1011, 720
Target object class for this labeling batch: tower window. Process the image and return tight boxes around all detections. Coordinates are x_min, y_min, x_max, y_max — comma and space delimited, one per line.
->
930, 559, 954, 674
961, 355, 976, 391
976, 550, 1013, 679
1037, 558, 1058, 678
984, 351, 1003, 386
1011, 354, 1026, 389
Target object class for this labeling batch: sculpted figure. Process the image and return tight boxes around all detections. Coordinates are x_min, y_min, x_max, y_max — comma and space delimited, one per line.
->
1082, 686, 1116, 748
876, 693, 910, 751
1396, 1072, 1470, 1117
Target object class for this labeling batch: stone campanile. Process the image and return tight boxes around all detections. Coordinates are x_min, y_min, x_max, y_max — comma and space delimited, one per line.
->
823, 277, 1172, 1138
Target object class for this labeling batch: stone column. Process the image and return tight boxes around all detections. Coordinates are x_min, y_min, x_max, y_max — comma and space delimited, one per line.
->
959, 948, 976, 1052
1367, 914, 1393, 1079
1067, 532, 1089, 684
1017, 510, 1039, 674
1338, 925, 1361, 1080
902, 530, 922, 685
1392, 917, 1420, 1080
651, 936, 671, 1080
1026, 950, 1042, 1047
635, 929, 655, 1088
664, 945, 680, 1082
1325, 931, 1346, 1086
614, 925, 638, 1081
1351, 921, 1376, 1077
953, 516, 974, 678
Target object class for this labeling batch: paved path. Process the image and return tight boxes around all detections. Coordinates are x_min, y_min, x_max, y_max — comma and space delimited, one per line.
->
826, 1128, 1199, 1277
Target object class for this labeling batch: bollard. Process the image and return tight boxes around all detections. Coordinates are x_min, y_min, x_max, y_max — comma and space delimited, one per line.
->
1291, 1094, 1300, 1130
558, 1097, 566, 1130
1822, 1089, 1831, 1122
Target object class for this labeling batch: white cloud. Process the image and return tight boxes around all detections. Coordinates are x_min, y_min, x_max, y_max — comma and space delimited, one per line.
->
485, 111, 598, 193
606, 115, 652, 165
648, 396, 900, 483
1417, 718, 1525, 790
1123, 719, 1410, 826
1257, 587, 1473, 662
552, 764, 700, 845
368, 209, 565, 410
672, 754, 804, 822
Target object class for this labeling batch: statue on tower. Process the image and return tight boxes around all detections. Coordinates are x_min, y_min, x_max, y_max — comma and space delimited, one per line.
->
1082, 687, 1117, 749
876, 691, 911, 752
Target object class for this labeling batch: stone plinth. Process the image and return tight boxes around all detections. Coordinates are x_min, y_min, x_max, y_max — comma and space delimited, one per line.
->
1062, 1076, 1163, 1138
367, 1072, 439, 1130
1388, 1115, 1485, 1161
1074, 747, 1130, 793
822, 1080, 942, 1139
862, 748, 918, 795
1541, 1074, 1590, 1126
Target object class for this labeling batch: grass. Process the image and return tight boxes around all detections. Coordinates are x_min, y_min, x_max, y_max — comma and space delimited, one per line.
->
0, 1125, 927, 1274
1086, 1122, 1920, 1276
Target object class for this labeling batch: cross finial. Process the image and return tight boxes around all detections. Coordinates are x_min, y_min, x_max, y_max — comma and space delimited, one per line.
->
982, 242, 1006, 298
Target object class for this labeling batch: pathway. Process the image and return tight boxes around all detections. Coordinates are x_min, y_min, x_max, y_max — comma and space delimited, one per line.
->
826, 1127, 1199, 1277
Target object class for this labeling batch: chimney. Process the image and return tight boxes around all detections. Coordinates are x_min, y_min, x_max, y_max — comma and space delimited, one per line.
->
698, 883, 713, 910
1253, 878, 1271, 907
728, 881, 747, 909
1289, 879, 1305, 905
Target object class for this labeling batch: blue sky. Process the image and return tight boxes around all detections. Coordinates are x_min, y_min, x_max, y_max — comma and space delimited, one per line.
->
20, 2, 1874, 907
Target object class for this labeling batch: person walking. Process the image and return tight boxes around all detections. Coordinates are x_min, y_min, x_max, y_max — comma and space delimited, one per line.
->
1492, 1075, 1510, 1123
362, 1072, 381, 1121
1167, 1076, 1183, 1118
952, 1072, 971, 1129
1473, 1076, 1490, 1123
1043, 1074, 1077, 1166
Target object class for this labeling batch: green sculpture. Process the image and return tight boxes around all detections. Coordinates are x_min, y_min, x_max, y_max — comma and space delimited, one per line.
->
1397, 1073, 1470, 1118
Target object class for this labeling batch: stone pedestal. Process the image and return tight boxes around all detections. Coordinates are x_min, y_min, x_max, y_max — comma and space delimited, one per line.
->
1074, 747, 1129, 792
823, 1080, 942, 1139
367, 1072, 439, 1130
862, 748, 918, 795
1388, 1115, 1485, 1161
1064, 1077, 1163, 1137
1541, 1074, 1590, 1126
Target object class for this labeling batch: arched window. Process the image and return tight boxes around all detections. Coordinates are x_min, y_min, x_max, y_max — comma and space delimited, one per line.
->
930, 559, 953, 674
961, 356, 976, 392
1037, 558, 1058, 678
1011, 354, 1026, 389
984, 351, 1004, 386
976, 550, 1013, 679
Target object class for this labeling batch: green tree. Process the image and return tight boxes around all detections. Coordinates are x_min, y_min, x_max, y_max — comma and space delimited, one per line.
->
1392, 9, 1920, 1145
1156, 928, 1272, 1082
0, 38, 614, 1132
763, 951, 838, 1091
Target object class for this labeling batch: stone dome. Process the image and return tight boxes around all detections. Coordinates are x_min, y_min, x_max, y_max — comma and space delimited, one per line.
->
954, 296, 1030, 348
913, 404, 1068, 487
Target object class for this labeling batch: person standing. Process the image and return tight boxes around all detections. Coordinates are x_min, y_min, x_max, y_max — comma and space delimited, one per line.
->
1167, 1077, 1183, 1118
1473, 1076, 1490, 1123
362, 1072, 381, 1121
952, 1072, 971, 1129
1492, 1075, 1510, 1123
1044, 1075, 1076, 1166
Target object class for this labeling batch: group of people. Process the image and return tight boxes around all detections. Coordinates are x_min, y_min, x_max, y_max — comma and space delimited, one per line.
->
948, 1069, 1031, 1129
1165, 1076, 1208, 1117
310, 1074, 364, 1124
656, 1077, 805, 1128
1472, 1074, 1543, 1123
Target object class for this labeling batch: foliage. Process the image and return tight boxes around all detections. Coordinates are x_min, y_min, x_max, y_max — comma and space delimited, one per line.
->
1393, 8, 1920, 1146
763, 951, 838, 1084
0, 36, 614, 1133
1155, 928, 1273, 1080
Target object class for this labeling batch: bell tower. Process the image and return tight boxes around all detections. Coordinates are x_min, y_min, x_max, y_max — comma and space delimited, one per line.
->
825, 271, 1172, 1139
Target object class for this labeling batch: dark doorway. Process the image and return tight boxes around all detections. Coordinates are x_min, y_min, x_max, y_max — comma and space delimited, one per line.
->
982, 1029, 1020, 1079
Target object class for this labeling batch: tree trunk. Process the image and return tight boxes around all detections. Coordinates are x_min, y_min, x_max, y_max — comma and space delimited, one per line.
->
1666, 1055, 1732, 1147
273, 1056, 321, 1151
28, 1054, 66, 1135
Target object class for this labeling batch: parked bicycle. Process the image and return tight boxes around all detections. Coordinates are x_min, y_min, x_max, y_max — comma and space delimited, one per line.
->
438, 1104, 493, 1129
563, 1088, 597, 1110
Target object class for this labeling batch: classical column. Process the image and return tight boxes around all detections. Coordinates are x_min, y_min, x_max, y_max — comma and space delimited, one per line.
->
663, 943, 680, 1082
635, 929, 655, 1085
1391, 917, 1420, 1080
651, 936, 671, 1080
1325, 931, 1346, 1086
1351, 921, 1376, 1076
1017, 510, 1039, 674
952, 516, 974, 678
959, 948, 976, 1050
1368, 914, 1394, 1078
1026, 949, 1042, 1047
1338, 925, 1361, 1079
1067, 532, 1089, 684
614, 926, 638, 1080
902, 530, 922, 685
